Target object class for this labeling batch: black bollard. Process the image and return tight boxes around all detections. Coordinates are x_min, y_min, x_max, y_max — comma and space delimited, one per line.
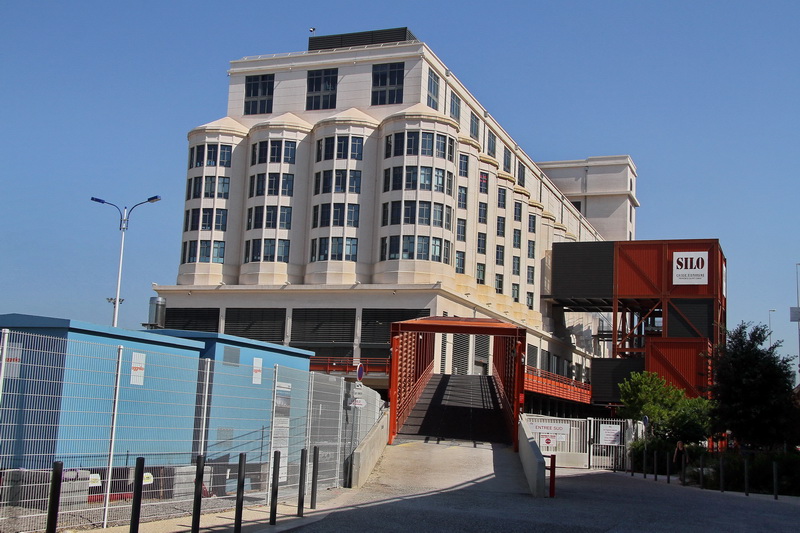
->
191, 455, 205, 533
699, 455, 704, 489
666, 454, 670, 484
269, 450, 281, 525
45, 461, 63, 533
653, 451, 658, 481
643, 448, 647, 479
311, 446, 320, 509
773, 461, 778, 500
234, 453, 246, 533
719, 456, 724, 493
298, 448, 308, 517
130, 457, 146, 533
681, 454, 686, 486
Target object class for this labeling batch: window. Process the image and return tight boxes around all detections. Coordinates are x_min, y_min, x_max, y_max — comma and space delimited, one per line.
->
478, 202, 487, 224
309, 240, 316, 262
336, 136, 348, 159
456, 219, 466, 241
265, 206, 278, 228
512, 283, 519, 302
433, 203, 444, 227
476, 263, 485, 284
421, 133, 434, 156
186, 179, 192, 200
512, 256, 520, 276
251, 239, 262, 262
381, 203, 388, 226
416, 236, 429, 260
495, 274, 504, 294
402, 236, 415, 259
477, 232, 486, 254
435, 134, 447, 158
345, 238, 358, 261
199, 240, 211, 262
322, 170, 333, 193
347, 204, 360, 227
192, 177, 202, 199
388, 235, 400, 260
220, 145, 232, 167
186, 240, 198, 263
351, 137, 363, 160
190, 208, 200, 231
306, 69, 338, 110
320, 203, 331, 227
503, 146, 511, 173
324, 137, 334, 160
406, 131, 419, 155
427, 68, 439, 110
527, 240, 535, 259
244, 74, 274, 115
392, 166, 403, 190
334, 170, 347, 192
448, 137, 455, 161
215, 209, 227, 231
479, 172, 489, 194
445, 206, 452, 230
252, 206, 263, 229
418, 201, 431, 225
517, 162, 526, 188
497, 188, 507, 208
188, 147, 194, 170
194, 145, 205, 168
390, 201, 402, 225
270, 140, 282, 163
332, 203, 346, 226
450, 92, 461, 120
279, 206, 292, 229
528, 214, 536, 233
318, 237, 329, 261
514, 202, 522, 222
243, 241, 250, 263
496, 245, 505, 266
458, 154, 469, 177
393, 132, 404, 157
527, 265, 535, 284
372, 62, 404, 105
571, 200, 582, 213
457, 186, 467, 209
497, 216, 505, 237
256, 141, 268, 164
455, 251, 465, 274
405, 167, 418, 189
513, 229, 521, 248
446, 171, 453, 196
487, 131, 496, 158
263, 239, 276, 262
217, 177, 230, 199
331, 237, 344, 260
284, 141, 296, 164
419, 167, 432, 190
204, 176, 215, 198
526, 292, 534, 310
281, 174, 294, 196
312, 205, 318, 228
403, 201, 416, 224
434, 168, 445, 192
246, 208, 252, 230
277, 240, 290, 263
431, 237, 442, 262
267, 173, 280, 196
349, 170, 361, 193
470, 112, 479, 140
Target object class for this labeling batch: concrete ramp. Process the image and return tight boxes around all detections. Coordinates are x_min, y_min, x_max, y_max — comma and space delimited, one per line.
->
397, 374, 508, 443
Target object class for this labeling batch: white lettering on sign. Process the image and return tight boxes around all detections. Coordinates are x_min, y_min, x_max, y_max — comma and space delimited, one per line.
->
253, 357, 263, 385
673, 251, 709, 285
130, 352, 146, 386
531, 422, 570, 435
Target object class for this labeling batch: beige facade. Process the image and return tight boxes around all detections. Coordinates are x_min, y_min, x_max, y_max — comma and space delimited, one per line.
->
154, 30, 637, 382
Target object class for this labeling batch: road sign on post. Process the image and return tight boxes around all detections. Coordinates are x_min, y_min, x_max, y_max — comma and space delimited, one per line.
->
356, 363, 364, 381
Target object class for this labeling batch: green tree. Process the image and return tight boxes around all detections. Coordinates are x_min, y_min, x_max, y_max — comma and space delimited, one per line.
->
619, 371, 711, 442
709, 322, 799, 449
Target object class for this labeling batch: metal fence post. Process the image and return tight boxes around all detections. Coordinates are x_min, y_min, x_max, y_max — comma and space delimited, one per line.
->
45, 461, 63, 533
666, 453, 670, 484
130, 457, 146, 533
311, 446, 320, 509
234, 453, 246, 533
102, 345, 125, 529
743, 455, 749, 496
0, 329, 10, 407
191, 454, 205, 533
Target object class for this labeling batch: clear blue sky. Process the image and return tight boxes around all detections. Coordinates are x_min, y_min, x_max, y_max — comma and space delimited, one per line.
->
1, 1, 798, 372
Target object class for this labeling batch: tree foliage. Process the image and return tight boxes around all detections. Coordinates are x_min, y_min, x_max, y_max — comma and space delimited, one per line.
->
619, 371, 711, 443
709, 322, 799, 448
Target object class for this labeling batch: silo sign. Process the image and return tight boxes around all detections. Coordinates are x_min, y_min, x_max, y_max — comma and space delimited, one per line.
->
673, 251, 708, 285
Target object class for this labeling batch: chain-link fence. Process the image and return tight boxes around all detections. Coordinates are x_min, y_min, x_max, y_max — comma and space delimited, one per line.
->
0, 329, 385, 532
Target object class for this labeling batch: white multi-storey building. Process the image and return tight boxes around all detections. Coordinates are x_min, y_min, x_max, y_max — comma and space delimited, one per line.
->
153, 28, 638, 384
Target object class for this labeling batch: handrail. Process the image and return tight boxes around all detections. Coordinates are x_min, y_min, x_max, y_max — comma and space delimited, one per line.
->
309, 357, 391, 375
524, 366, 591, 404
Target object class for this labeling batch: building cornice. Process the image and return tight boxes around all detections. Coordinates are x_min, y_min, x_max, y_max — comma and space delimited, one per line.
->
479, 155, 499, 168
382, 111, 459, 130
458, 136, 481, 151
497, 171, 515, 185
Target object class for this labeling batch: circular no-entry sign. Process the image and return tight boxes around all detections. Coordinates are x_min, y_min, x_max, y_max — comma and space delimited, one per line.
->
356, 363, 365, 381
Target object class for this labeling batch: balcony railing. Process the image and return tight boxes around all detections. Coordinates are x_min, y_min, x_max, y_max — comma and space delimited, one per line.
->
523, 366, 592, 404
309, 357, 391, 375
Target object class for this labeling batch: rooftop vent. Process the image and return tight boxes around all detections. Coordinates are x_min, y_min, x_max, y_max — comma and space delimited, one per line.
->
308, 27, 417, 51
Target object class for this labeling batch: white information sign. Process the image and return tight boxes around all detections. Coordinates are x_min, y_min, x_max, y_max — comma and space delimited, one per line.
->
599, 424, 621, 446
673, 251, 709, 285
531, 422, 570, 436
252, 357, 263, 385
540, 434, 557, 447
143, 472, 154, 485
88, 473, 102, 488
130, 352, 146, 386
350, 398, 367, 408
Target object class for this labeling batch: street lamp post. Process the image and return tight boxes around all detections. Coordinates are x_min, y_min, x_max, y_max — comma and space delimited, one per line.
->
91, 195, 161, 327
768, 309, 776, 346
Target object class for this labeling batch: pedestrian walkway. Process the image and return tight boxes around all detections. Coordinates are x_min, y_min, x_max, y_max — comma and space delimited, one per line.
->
92, 439, 799, 533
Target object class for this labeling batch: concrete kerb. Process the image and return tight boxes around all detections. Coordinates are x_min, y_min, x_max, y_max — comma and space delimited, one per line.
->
517, 419, 546, 497
350, 410, 389, 488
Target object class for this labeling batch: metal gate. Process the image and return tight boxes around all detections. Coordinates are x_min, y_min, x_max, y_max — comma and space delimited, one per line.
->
524, 415, 631, 470
588, 417, 631, 470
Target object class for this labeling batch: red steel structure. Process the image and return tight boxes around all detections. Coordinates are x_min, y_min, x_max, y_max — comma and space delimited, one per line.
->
388, 317, 526, 447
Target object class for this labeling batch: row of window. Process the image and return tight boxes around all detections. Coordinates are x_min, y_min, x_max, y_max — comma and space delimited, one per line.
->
184, 208, 228, 232
250, 140, 296, 166
246, 206, 292, 230
384, 131, 456, 161
315, 135, 364, 162
379, 235, 452, 264
382, 166, 453, 194
381, 201, 452, 229
188, 144, 232, 169
311, 203, 360, 228
248, 173, 294, 197
186, 176, 230, 200
181, 240, 225, 264
309, 237, 359, 262
243, 239, 291, 263
314, 170, 361, 194
244, 62, 405, 116
476, 232, 536, 259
